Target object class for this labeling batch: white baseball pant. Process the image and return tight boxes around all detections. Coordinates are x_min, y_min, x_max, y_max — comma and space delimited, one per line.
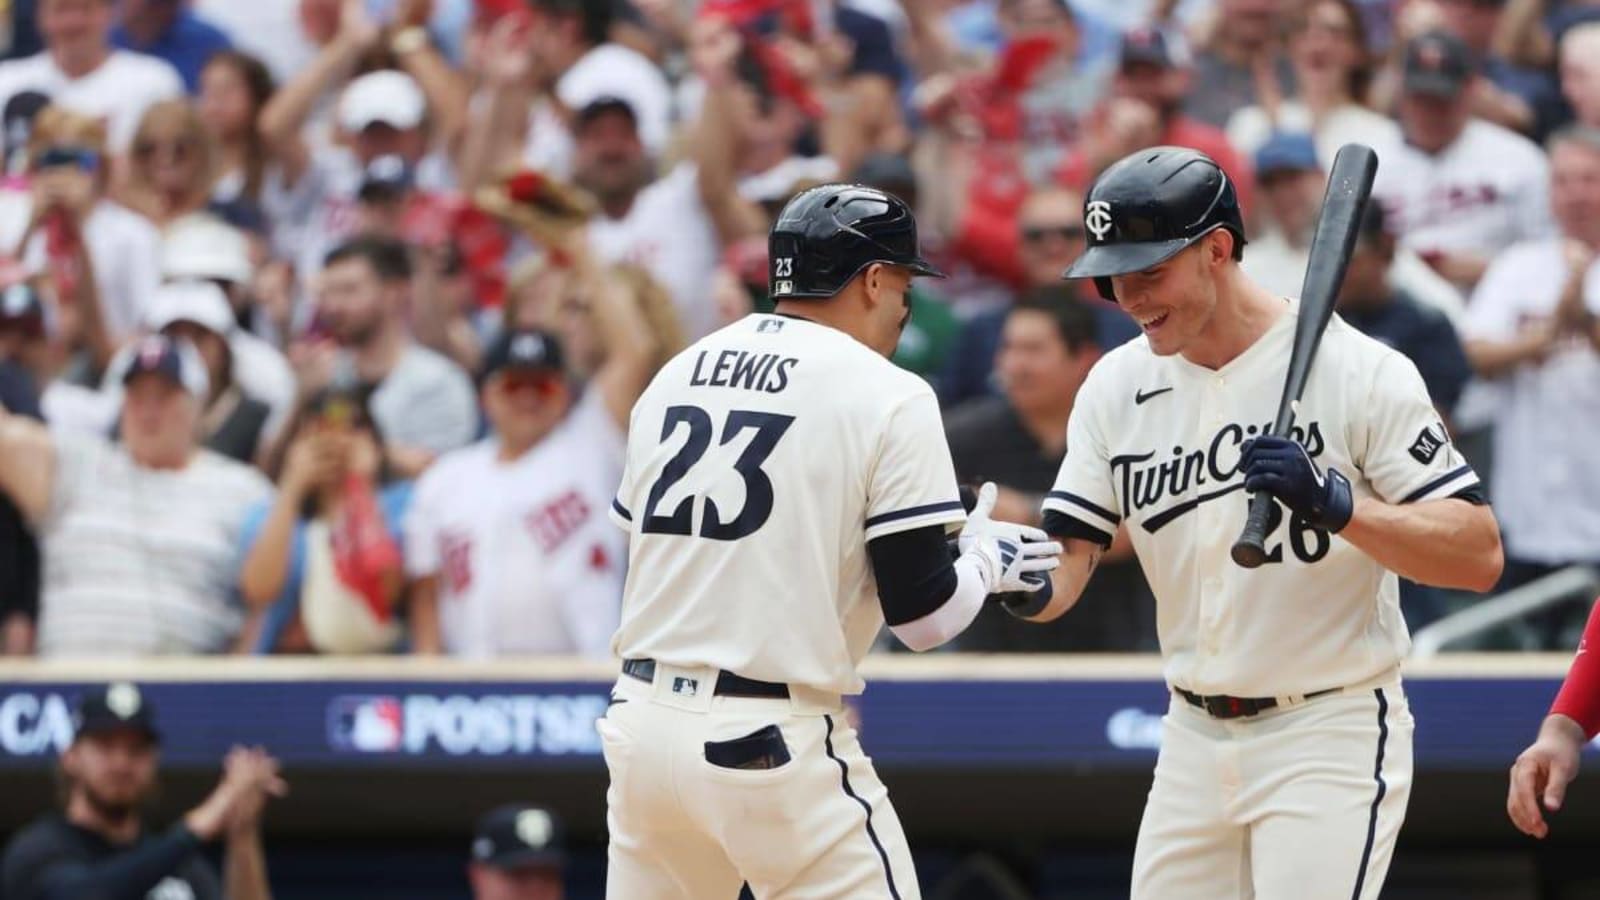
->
1131, 678, 1414, 900
599, 663, 920, 899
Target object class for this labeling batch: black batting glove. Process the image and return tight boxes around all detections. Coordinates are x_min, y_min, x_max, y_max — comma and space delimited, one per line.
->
1240, 436, 1354, 533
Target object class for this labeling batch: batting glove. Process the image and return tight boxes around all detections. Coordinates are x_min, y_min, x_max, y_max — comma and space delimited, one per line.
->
958, 482, 1063, 594
1239, 436, 1353, 533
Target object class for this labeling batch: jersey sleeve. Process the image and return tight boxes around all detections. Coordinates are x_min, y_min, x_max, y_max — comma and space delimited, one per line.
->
1040, 373, 1120, 546
863, 390, 966, 541
1357, 351, 1482, 505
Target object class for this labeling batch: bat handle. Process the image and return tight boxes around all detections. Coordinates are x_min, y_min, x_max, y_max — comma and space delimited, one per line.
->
1231, 492, 1275, 569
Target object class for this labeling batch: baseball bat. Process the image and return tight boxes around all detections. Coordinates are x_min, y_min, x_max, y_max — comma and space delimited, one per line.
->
1230, 143, 1379, 569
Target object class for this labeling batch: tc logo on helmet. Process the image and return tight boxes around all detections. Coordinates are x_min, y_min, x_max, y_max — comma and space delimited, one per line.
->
1085, 201, 1114, 241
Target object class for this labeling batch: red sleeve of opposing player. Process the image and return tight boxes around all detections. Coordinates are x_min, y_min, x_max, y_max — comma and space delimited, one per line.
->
1550, 596, 1600, 738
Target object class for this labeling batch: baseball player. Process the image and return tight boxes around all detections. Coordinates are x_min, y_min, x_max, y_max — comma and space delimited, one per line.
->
602, 184, 1061, 899
1508, 596, 1600, 839
1033, 147, 1504, 899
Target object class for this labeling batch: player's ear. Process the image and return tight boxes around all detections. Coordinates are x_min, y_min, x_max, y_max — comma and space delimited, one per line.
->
862, 262, 885, 304
1205, 229, 1232, 270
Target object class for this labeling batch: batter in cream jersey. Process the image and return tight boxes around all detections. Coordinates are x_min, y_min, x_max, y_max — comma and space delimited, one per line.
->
600, 184, 1060, 899
1034, 147, 1504, 900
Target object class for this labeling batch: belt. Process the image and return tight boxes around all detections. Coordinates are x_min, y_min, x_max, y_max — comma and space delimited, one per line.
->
622, 658, 791, 699
1174, 686, 1341, 720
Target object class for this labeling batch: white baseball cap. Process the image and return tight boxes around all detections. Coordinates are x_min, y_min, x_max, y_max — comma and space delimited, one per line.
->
162, 217, 254, 286
556, 45, 671, 155
144, 281, 236, 337
340, 70, 427, 133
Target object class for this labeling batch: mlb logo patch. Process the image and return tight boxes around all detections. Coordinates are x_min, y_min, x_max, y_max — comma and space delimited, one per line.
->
672, 677, 699, 697
773, 280, 794, 296
1409, 423, 1448, 464
328, 695, 403, 753
757, 319, 785, 333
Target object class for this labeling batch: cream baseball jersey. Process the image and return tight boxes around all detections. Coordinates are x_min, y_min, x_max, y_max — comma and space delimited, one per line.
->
1044, 300, 1481, 696
608, 313, 967, 696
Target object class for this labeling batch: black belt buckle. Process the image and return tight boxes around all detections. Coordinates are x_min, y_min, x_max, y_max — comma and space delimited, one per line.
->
1177, 687, 1277, 720
1204, 694, 1275, 719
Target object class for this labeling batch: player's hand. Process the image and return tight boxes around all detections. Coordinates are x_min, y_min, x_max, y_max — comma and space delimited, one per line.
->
1239, 436, 1353, 532
1508, 715, 1585, 839
959, 482, 1062, 594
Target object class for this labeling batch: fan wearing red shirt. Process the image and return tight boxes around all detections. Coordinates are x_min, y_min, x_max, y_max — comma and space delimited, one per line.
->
1508, 597, 1600, 838
1056, 27, 1253, 220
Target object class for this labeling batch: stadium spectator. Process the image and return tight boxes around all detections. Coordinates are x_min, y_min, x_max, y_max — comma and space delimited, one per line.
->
295, 235, 477, 477
258, 0, 470, 282
403, 328, 628, 659
1225, 0, 1400, 166
1182, 0, 1292, 128
160, 215, 298, 440
502, 255, 683, 393
911, 0, 1108, 296
0, 683, 284, 900
1429, 0, 1565, 139
1559, 22, 1600, 129
1243, 130, 1469, 321
945, 288, 1154, 651
939, 186, 1139, 407
1241, 132, 1328, 298
113, 282, 278, 463
1058, 26, 1253, 216
0, 333, 271, 656
197, 51, 277, 211
0, 107, 162, 346
469, 804, 566, 900
1461, 125, 1600, 610
117, 99, 219, 230
239, 386, 410, 655
1370, 30, 1552, 293
462, 0, 670, 188
1337, 202, 1473, 420
0, 0, 183, 151
111, 0, 233, 92
0, 282, 40, 656
688, 0, 909, 178
0, 273, 118, 433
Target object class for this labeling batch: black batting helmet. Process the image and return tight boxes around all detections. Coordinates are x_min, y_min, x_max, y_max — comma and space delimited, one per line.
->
1062, 146, 1246, 302
768, 184, 945, 300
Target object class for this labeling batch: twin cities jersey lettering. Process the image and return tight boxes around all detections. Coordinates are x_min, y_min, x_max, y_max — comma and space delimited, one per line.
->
609, 314, 967, 696
1045, 300, 1481, 697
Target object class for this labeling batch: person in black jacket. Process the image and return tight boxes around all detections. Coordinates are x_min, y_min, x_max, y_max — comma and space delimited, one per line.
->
1, 683, 285, 900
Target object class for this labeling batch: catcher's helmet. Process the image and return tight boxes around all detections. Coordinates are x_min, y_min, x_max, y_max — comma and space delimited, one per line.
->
768, 184, 945, 300
1062, 146, 1246, 302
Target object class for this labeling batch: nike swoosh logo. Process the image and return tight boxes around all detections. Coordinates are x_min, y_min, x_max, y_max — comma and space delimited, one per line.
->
1135, 387, 1173, 405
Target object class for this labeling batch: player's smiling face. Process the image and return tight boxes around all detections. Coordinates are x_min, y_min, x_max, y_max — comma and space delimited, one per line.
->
1111, 235, 1224, 357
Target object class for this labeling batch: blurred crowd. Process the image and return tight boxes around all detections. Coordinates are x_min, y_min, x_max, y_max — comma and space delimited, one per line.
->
0, 0, 1594, 659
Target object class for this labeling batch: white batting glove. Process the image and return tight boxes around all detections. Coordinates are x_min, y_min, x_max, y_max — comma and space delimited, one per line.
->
958, 482, 1062, 594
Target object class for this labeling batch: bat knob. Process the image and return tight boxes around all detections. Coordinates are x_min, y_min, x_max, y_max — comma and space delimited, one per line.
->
1230, 539, 1269, 569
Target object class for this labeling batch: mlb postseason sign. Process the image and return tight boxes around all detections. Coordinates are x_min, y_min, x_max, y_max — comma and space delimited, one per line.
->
0, 669, 1574, 770
0, 681, 611, 768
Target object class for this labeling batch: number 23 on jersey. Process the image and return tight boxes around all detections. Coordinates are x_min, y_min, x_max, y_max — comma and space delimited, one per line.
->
640, 405, 795, 541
